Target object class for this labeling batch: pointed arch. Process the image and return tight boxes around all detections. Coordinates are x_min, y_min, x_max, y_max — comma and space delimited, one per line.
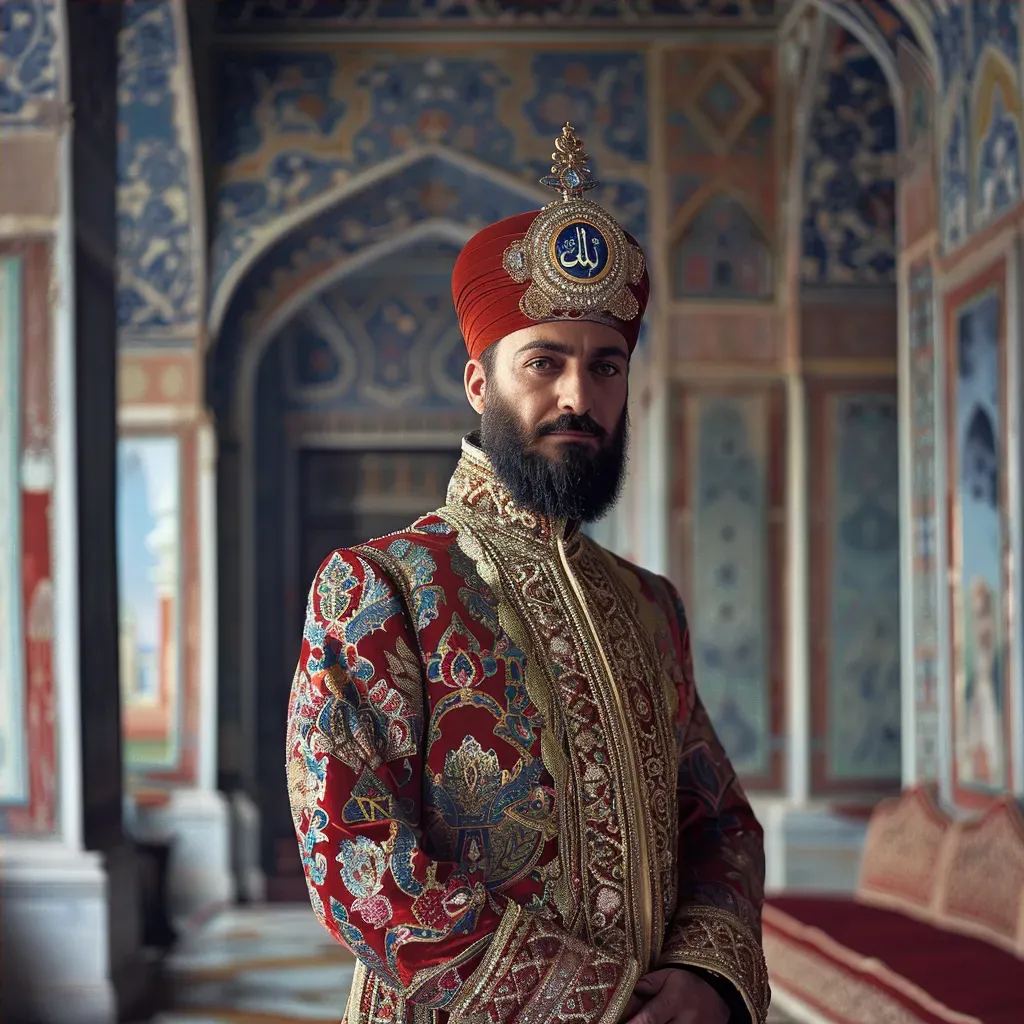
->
669, 188, 773, 301
800, 10, 900, 285
971, 47, 1023, 229
972, 46, 1023, 153
810, 0, 906, 120
208, 148, 546, 422
207, 145, 547, 341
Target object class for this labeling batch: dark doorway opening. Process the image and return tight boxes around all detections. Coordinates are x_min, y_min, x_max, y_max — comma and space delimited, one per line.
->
264, 445, 461, 900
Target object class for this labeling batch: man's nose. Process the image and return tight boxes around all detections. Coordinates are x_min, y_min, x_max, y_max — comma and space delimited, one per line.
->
557, 367, 593, 414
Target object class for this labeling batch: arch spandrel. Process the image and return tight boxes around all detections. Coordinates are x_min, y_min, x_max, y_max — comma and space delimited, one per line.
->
208, 150, 547, 421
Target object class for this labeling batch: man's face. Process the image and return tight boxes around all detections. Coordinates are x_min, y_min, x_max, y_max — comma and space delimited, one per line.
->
464, 321, 630, 523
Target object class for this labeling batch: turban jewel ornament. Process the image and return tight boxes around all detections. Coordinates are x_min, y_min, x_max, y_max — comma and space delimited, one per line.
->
503, 123, 647, 323
452, 123, 650, 360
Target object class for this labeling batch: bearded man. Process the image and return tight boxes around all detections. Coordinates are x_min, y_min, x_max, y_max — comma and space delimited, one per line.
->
286, 125, 769, 1024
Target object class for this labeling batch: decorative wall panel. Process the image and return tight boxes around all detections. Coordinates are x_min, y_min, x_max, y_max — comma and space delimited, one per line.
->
932, 3, 966, 89
671, 384, 784, 790
210, 152, 539, 416
216, 1, 782, 28
211, 45, 649, 316
0, 258, 26, 806
970, 1, 1021, 71
0, 242, 56, 836
941, 88, 970, 251
810, 382, 901, 794
671, 194, 772, 301
117, 0, 201, 341
834, 0, 918, 58
932, 2, 1022, 252
0, 0, 60, 129
663, 47, 775, 295
117, 436, 183, 771
276, 241, 466, 412
898, 43, 937, 248
118, 427, 200, 790
945, 264, 1012, 809
801, 29, 897, 285
972, 51, 1022, 230
800, 302, 897, 362
668, 307, 783, 366
118, 350, 199, 407
908, 261, 940, 784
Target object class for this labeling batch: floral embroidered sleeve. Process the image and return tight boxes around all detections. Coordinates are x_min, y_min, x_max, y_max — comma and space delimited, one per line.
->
287, 548, 638, 1022
657, 579, 771, 1024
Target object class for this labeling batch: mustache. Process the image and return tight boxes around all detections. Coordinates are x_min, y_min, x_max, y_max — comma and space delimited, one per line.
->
534, 413, 606, 440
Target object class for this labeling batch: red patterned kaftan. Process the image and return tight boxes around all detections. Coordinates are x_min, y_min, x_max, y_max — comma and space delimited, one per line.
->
286, 438, 769, 1024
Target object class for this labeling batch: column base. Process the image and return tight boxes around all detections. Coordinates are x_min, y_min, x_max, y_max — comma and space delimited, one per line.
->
755, 800, 870, 895
131, 789, 236, 928
0, 839, 116, 1024
229, 789, 266, 903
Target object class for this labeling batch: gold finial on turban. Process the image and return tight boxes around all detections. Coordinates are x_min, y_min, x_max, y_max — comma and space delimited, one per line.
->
540, 123, 599, 202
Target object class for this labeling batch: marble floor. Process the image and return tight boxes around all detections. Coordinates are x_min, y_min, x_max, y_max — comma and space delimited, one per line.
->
152, 906, 357, 1023
151, 905, 795, 1023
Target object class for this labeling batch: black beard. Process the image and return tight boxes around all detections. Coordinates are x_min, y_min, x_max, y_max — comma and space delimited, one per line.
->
478, 387, 629, 524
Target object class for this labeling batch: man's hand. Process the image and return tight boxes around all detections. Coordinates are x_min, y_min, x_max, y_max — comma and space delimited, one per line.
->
621, 968, 730, 1024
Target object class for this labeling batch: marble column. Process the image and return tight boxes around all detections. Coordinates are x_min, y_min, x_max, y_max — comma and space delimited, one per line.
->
0, 79, 117, 1021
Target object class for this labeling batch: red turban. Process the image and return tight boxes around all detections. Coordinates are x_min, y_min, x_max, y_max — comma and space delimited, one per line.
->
452, 210, 650, 361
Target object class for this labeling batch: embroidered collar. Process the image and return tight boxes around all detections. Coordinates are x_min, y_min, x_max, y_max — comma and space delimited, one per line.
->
444, 434, 582, 547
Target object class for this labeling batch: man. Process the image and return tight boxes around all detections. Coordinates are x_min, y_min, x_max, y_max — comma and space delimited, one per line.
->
286, 125, 769, 1024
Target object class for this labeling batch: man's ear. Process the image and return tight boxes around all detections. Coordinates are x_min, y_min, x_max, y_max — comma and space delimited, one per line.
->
464, 358, 486, 415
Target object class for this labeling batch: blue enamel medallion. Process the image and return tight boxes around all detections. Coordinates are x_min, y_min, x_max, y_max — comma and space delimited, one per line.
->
552, 221, 610, 281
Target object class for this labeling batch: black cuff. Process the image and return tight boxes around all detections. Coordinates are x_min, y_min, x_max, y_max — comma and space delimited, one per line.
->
671, 965, 751, 1024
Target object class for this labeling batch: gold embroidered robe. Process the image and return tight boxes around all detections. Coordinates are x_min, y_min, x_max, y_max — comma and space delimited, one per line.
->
286, 438, 770, 1024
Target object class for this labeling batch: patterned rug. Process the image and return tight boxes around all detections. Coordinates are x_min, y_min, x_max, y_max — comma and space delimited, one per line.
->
152, 904, 795, 1023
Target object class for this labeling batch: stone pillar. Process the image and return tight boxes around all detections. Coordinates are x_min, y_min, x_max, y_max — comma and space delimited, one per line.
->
0, 88, 116, 1024
116, 396, 236, 926
115, 0, 235, 927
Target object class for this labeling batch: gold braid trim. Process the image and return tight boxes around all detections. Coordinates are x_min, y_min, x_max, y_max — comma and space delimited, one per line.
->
659, 906, 771, 1024
447, 902, 526, 1018
448, 903, 641, 1024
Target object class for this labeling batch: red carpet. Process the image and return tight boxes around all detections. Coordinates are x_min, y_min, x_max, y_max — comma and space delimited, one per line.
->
767, 897, 1024, 1024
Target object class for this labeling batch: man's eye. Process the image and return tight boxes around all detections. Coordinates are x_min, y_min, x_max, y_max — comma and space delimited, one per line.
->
528, 358, 552, 370
595, 363, 620, 376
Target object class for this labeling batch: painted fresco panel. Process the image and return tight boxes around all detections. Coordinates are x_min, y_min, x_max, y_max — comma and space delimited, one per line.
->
909, 261, 939, 783
801, 29, 897, 285
212, 45, 649, 305
973, 56, 1023, 230
663, 48, 775, 254
933, 3, 967, 88
117, 0, 200, 339
897, 44, 937, 248
0, 241, 56, 836
826, 393, 901, 782
809, 381, 901, 794
0, 0, 60, 129
278, 244, 467, 412
209, 156, 539, 416
0, 258, 26, 804
970, 2, 1020, 76
947, 279, 1010, 801
689, 395, 771, 778
117, 435, 183, 771
941, 89, 970, 251
671, 194, 772, 301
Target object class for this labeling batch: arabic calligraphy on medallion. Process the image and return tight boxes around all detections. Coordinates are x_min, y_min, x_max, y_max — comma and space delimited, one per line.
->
552, 221, 611, 282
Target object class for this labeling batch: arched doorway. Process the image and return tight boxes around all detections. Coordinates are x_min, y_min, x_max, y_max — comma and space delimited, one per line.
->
208, 153, 546, 894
